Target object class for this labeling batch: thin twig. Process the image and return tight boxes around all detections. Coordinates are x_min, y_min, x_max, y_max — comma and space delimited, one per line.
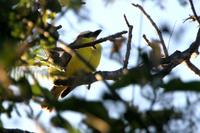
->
186, 59, 200, 77
68, 31, 128, 49
132, 3, 168, 57
188, 0, 200, 25
123, 14, 133, 69
143, 34, 151, 46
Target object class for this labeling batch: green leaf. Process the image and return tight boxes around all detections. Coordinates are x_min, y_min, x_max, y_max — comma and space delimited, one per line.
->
59, 0, 85, 10
0, 102, 6, 113
0, 39, 17, 68
31, 84, 43, 97
39, 0, 61, 12
51, 115, 81, 133
55, 97, 109, 121
46, 0, 62, 12
124, 108, 145, 129
163, 78, 200, 92
144, 109, 181, 125
124, 107, 181, 131
111, 65, 151, 89
142, 109, 181, 132
14, 77, 32, 99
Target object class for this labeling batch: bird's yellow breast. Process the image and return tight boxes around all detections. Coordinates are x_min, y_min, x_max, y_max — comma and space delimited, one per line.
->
65, 43, 101, 78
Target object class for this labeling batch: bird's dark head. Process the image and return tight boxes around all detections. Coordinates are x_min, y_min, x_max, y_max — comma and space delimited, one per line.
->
78, 29, 102, 39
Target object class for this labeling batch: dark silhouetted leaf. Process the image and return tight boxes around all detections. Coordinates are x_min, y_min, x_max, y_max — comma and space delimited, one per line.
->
143, 109, 182, 132
178, 0, 188, 6
51, 115, 80, 133
55, 97, 109, 121
124, 108, 145, 130
111, 65, 151, 89
163, 78, 200, 92
0, 40, 17, 68
160, 23, 171, 35
15, 77, 32, 100
59, 0, 85, 11
46, 0, 61, 12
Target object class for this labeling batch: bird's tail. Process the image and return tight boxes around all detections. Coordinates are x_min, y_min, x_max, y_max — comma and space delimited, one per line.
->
51, 85, 73, 99
42, 86, 73, 111
51, 86, 65, 99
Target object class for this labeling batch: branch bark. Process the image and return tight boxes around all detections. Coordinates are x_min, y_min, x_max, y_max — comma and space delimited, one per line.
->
132, 3, 169, 57
1, 128, 34, 133
188, 0, 200, 25
123, 14, 133, 69
186, 59, 200, 77
54, 28, 200, 87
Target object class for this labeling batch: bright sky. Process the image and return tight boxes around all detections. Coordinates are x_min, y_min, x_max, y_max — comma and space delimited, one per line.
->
2, 0, 200, 132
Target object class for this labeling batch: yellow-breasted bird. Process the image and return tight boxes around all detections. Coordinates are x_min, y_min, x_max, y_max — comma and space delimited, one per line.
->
48, 29, 102, 99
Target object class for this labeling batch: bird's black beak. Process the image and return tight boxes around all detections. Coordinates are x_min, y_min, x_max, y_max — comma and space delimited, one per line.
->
76, 29, 102, 39
93, 29, 102, 37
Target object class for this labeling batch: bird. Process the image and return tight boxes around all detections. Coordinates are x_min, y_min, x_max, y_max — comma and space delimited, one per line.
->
148, 40, 163, 69
48, 29, 102, 99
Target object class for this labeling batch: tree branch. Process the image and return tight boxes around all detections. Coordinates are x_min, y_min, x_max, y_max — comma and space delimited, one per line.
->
132, 3, 168, 57
54, 69, 124, 87
154, 28, 200, 78
68, 31, 127, 49
1, 128, 34, 133
186, 59, 200, 77
188, 0, 200, 25
143, 34, 151, 46
123, 14, 133, 69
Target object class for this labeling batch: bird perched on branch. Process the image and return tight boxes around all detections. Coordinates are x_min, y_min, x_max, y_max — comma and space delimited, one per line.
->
48, 29, 102, 100
148, 39, 164, 69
